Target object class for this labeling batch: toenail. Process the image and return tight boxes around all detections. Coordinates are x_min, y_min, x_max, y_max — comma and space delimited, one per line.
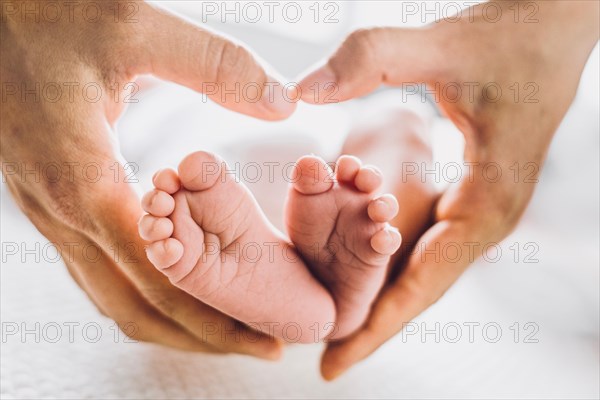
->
370, 167, 383, 177
152, 170, 162, 183
382, 230, 392, 242
375, 199, 388, 211
389, 227, 401, 242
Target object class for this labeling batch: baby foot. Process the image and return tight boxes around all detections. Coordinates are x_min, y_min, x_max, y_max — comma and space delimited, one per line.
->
285, 155, 402, 340
139, 151, 335, 343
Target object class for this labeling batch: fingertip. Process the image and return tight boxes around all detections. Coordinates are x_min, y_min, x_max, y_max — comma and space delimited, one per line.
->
320, 343, 351, 381
321, 365, 344, 382
240, 332, 285, 361
299, 65, 338, 104
262, 339, 285, 361
259, 77, 297, 120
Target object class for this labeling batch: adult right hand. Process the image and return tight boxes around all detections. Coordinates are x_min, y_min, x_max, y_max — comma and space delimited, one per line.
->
1, 0, 293, 357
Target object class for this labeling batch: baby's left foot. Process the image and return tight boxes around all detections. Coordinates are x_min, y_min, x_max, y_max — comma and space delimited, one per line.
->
285, 155, 401, 340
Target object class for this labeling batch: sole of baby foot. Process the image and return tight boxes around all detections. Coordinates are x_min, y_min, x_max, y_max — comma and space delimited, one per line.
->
285, 154, 401, 340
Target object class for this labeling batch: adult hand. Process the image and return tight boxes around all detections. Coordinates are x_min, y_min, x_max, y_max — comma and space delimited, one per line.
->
1, 0, 294, 357
299, 0, 599, 379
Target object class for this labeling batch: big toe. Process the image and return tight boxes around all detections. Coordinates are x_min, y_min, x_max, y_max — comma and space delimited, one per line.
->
292, 155, 334, 195
178, 151, 224, 191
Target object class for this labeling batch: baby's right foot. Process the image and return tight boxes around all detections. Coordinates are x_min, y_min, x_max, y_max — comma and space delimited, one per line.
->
285, 155, 402, 340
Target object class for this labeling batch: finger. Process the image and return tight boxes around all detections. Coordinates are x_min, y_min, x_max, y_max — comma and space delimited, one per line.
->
320, 219, 474, 380
133, 3, 295, 120
299, 27, 443, 104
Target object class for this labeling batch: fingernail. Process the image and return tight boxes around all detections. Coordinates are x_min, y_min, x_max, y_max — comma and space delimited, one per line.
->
261, 76, 296, 117
299, 65, 338, 103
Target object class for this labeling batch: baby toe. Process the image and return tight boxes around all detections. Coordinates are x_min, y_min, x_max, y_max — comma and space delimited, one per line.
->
370, 226, 402, 255
355, 165, 383, 193
178, 151, 224, 191
145, 238, 184, 270
335, 155, 361, 183
153, 168, 181, 194
292, 155, 334, 195
368, 194, 399, 223
141, 189, 175, 217
138, 214, 174, 241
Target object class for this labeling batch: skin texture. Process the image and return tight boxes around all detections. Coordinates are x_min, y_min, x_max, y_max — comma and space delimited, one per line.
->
299, 0, 600, 379
1, 1, 295, 357
139, 152, 401, 343
285, 155, 401, 340
2, 0, 598, 380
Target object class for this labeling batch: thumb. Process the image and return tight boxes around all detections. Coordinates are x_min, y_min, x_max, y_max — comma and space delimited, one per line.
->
132, 3, 295, 120
299, 27, 442, 104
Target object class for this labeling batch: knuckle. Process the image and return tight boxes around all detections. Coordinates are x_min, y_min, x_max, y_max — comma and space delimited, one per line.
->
208, 37, 257, 84
332, 28, 385, 82
345, 28, 382, 58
